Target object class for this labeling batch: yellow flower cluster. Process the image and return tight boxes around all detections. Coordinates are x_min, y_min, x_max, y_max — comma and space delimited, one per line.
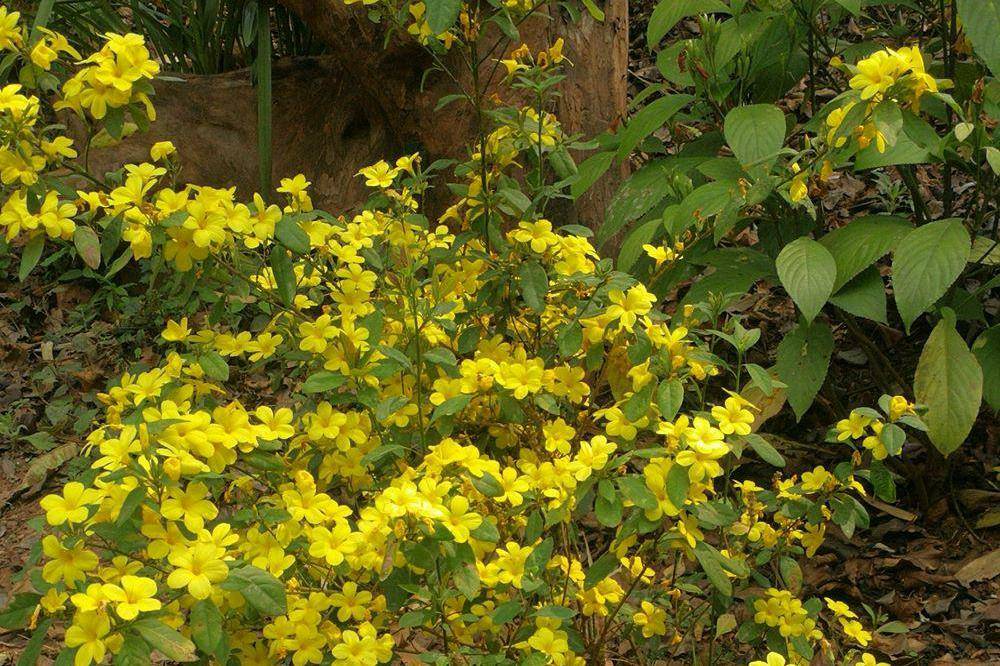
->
788, 46, 945, 203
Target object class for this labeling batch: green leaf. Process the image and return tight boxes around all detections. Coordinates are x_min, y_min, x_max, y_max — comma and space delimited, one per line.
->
832, 0, 861, 14
454, 563, 480, 600
776, 237, 836, 323
269, 246, 296, 307
301, 371, 347, 394
598, 159, 677, 247
779, 556, 803, 594
914, 317, 983, 456
618, 475, 658, 511
423, 347, 458, 367
275, 216, 310, 254
198, 352, 229, 382
742, 433, 785, 467
972, 326, 1000, 411
18, 234, 45, 282
617, 218, 661, 273
624, 381, 655, 422
616, 94, 693, 159
694, 542, 732, 596
892, 219, 970, 331
584, 551, 619, 589
189, 600, 228, 662
571, 151, 614, 199
957, 0, 1000, 76
557, 323, 583, 357
492, 600, 522, 625
518, 260, 548, 313
656, 378, 684, 421
73, 226, 101, 269
130, 619, 197, 662
113, 635, 152, 666
425, 0, 462, 33
595, 480, 623, 527
829, 267, 887, 324
16, 619, 51, 666
724, 104, 786, 169
220, 565, 287, 615
647, 0, 730, 46
819, 215, 911, 291
666, 462, 690, 508
775, 320, 833, 420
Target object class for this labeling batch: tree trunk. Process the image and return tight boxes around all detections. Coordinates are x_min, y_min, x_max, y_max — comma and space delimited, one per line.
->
82, 1, 628, 227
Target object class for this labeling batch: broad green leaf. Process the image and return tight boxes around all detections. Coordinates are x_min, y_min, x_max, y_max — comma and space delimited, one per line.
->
914, 317, 983, 456
776, 237, 836, 323
647, 0, 730, 46
666, 462, 689, 508
190, 600, 228, 662
275, 216, 310, 254
269, 246, 295, 306
656, 378, 684, 421
742, 433, 785, 467
220, 565, 287, 615
18, 233, 45, 281
301, 371, 347, 394
425, 0, 462, 34
113, 635, 152, 666
829, 266, 887, 324
584, 551, 619, 589
972, 326, 1000, 411
198, 352, 229, 382
570, 151, 614, 199
130, 619, 197, 662
775, 320, 833, 420
616, 94, 693, 159
819, 215, 911, 290
958, 0, 1000, 76
617, 218, 661, 273
892, 219, 970, 331
694, 542, 732, 596
682, 248, 774, 306
618, 475, 658, 511
518, 260, 548, 313
832, 0, 861, 14
599, 159, 677, 247
724, 104, 786, 169
73, 226, 101, 269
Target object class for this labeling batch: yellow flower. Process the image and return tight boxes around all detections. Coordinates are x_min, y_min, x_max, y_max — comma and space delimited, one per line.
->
42, 535, 99, 585
40, 481, 102, 525
150, 140, 176, 161
749, 652, 786, 666
606, 284, 656, 332
850, 49, 901, 100
105, 575, 160, 620
841, 618, 873, 646
166, 542, 229, 599
357, 160, 398, 188
65, 612, 111, 666
161, 317, 191, 342
632, 600, 667, 637
856, 653, 890, 666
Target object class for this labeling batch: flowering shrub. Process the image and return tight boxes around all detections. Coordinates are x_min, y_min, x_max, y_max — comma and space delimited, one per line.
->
0, 3, 936, 666
591, 0, 996, 462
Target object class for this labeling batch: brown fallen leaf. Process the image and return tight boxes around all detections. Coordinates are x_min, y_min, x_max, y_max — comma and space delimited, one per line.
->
954, 550, 1000, 587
